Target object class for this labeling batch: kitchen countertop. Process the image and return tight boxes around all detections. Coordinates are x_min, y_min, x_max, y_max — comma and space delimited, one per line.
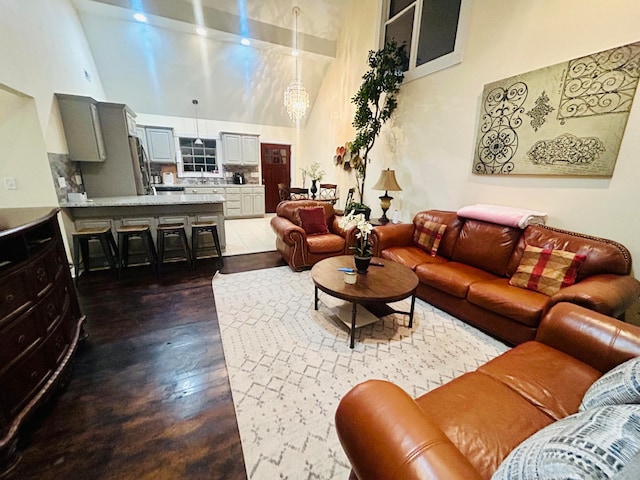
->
60, 194, 225, 208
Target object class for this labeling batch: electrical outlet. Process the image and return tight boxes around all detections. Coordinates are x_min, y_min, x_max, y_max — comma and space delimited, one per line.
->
57, 176, 67, 188
74, 174, 83, 185
3, 177, 17, 190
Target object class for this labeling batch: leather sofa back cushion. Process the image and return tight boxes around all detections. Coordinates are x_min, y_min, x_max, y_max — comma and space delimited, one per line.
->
416, 210, 463, 258
451, 220, 521, 277
276, 200, 336, 226
507, 225, 632, 279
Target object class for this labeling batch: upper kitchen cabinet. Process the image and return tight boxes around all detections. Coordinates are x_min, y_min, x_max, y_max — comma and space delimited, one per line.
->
142, 126, 176, 163
56, 94, 107, 162
220, 132, 259, 166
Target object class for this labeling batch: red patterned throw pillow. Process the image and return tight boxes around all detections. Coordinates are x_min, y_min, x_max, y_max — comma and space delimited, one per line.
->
297, 207, 329, 235
413, 219, 447, 257
509, 245, 586, 296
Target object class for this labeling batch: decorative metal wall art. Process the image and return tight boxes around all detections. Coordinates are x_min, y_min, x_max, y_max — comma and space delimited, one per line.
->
472, 41, 640, 177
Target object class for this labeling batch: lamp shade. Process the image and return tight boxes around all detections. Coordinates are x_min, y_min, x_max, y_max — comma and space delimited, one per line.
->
372, 168, 402, 192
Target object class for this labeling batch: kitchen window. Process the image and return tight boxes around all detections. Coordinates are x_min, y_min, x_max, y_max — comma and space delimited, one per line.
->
178, 137, 219, 174
381, 0, 471, 82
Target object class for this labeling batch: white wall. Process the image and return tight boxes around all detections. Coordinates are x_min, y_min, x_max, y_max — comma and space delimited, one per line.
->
311, 0, 640, 276
0, 0, 105, 208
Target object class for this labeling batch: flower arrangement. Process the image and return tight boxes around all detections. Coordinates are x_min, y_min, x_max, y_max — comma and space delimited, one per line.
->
338, 210, 373, 257
304, 161, 325, 182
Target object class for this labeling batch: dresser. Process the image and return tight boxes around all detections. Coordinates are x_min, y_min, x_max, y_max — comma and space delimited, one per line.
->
0, 208, 85, 472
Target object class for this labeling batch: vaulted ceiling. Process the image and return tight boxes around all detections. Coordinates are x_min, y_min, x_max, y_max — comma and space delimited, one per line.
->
72, 0, 349, 127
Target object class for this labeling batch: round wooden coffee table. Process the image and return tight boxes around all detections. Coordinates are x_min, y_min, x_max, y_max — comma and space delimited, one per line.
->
311, 255, 419, 348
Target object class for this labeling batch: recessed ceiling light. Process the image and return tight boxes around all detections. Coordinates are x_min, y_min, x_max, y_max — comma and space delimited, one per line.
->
133, 13, 147, 23
196, 27, 207, 36
240, 38, 251, 46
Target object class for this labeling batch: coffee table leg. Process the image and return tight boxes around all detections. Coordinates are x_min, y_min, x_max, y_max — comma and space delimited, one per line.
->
314, 286, 318, 310
350, 303, 357, 348
409, 295, 416, 328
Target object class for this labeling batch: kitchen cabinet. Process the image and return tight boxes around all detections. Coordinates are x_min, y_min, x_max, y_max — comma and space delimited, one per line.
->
220, 132, 260, 166
185, 185, 264, 218
80, 102, 143, 198
0, 208, 85, 471
56, 94, 107, 162
141, 127, 176, 163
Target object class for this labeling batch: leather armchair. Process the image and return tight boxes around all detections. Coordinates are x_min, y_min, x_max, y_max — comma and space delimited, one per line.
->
271, 200, 354, 271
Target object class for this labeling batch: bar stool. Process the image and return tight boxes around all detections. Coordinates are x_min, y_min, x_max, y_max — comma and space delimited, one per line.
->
116, 224, 157, 277
156, 223, 192, 272
72, 226, 118, 283
191, 222, 223, 268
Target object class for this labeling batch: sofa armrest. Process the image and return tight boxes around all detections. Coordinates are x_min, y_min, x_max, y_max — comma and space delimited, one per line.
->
270, 215, 306, 247
370, 223, 415, 256
536, 303, 640, 373
547, 274, 640, 318
336, 380, 483, 480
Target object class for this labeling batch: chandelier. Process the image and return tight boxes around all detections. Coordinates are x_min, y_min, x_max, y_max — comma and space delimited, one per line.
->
283, 7, 309, 123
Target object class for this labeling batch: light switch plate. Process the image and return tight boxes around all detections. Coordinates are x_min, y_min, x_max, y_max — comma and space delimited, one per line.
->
3, 177, 17, 190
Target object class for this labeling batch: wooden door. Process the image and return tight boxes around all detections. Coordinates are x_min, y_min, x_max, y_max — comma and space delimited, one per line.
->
261, 143, 291, 213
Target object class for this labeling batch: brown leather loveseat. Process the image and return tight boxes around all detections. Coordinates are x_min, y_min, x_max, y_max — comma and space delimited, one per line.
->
271, 200, 353, 271
335, 303, 640, 480
371, 210, 640, 345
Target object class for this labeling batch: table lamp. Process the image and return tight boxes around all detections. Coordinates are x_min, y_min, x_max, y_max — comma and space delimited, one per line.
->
372, 168, 402, 224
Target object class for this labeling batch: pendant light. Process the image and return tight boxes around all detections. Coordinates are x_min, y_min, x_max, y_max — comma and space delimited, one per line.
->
192, 99, 203, 145
283, 7, 309, 123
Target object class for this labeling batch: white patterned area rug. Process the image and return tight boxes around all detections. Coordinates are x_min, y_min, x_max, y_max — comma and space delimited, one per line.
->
212, 266, 509, 479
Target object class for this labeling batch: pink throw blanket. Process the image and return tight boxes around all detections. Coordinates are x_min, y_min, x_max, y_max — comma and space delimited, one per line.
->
456, 204, 547, 229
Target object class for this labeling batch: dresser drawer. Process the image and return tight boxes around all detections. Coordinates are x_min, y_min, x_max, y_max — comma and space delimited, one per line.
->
36, 282, 66, 334
45, 314, 71, 366
0, 345, 51, 418
29, 254, 54, 298
0, 270, 32, 327
0, 309, 43, 372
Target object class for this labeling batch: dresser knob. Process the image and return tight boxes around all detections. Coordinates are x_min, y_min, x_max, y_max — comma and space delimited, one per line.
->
4, 294, 15, 304
30, 371, 38, 380
18, 335, 26, 345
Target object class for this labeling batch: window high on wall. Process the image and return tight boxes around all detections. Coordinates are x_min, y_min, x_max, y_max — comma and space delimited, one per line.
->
381, 0, 471, 82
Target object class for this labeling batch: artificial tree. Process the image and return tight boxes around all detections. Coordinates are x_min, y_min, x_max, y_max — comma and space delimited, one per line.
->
350, 40, 407, 205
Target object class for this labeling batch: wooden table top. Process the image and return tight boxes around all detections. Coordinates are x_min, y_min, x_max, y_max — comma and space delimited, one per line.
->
311, 255, 418, 304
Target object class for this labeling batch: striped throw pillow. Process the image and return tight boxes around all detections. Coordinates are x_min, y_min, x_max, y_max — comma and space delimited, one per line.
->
580, 356, 640, 411
509, 245, 585, 296
413, 220, 446, 257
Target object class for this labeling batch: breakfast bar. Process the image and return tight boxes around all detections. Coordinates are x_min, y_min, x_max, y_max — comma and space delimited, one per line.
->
60, 194, 226, 269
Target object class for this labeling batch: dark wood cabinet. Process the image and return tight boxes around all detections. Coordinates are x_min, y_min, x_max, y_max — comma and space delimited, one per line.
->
0, 208, 85, 473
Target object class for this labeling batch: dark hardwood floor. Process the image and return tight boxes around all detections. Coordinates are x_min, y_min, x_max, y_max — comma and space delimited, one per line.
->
4, 252, 284, 480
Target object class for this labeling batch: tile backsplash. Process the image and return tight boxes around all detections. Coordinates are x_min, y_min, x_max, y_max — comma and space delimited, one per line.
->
48, 153, 84, 203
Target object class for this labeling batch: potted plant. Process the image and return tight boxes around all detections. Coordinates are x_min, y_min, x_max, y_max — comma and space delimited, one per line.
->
338, 210, 374, 273
349, 40, 407, 206
304, 161, 325, 199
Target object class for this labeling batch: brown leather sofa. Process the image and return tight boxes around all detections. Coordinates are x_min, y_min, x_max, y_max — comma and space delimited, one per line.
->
371, 210, 640, 345
271, 200, 353, 271
335, 303, 640, 480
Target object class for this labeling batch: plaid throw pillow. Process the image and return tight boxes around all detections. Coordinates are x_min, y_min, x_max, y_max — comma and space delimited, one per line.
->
509, 245, 586, 296
413, 220, 447, 257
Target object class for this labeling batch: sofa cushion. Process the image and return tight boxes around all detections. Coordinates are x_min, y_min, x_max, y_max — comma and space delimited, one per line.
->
467, 278, 549, 328
416, 371, 555, 479
306, 233, 345, 254
451, 219, 521, 277
491, 405, 640, 480
381, 246, 447, 270
521, 225, 632, 279
415, 262, 497, 299
413, 219, 446, 256
509, 245, 586, 296
297, 206, 329, 235
580, 356, 640, 412
478, 342, 601, 421
413, 210, 464, 258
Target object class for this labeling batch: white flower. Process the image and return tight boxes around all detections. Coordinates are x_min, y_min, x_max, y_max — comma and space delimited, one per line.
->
338, 210, 373, 257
